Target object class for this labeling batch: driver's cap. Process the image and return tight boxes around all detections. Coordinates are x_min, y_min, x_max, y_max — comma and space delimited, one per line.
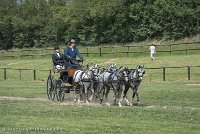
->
70, 39, 76, 43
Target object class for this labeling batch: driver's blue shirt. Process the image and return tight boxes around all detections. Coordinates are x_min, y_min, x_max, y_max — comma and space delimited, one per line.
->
64, 46, 83, 61
64, 46, 83, 70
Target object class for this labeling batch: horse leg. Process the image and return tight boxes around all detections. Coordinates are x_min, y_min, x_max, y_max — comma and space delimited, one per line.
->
113, 92, 117, 105
84, 85, 90, 104
78, 85, 84, 103
131, 87, 137, 106
105, 86, 110, 106
89, 82, 94, 102
123, 84, 130, 106
135, 86, 140, 103
117, 86, 123, 107
93, 82, 99, 102
112, 86, 117, 105
73, 85, 78, 102
98, 84, 104, 104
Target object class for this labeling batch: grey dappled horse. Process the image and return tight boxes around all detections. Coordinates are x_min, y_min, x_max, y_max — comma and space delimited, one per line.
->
123, 65, 145, 106
98, 66, 129, 107
73, 64, 99, 103
93, 63, 116, 101
107, 63, 117, 72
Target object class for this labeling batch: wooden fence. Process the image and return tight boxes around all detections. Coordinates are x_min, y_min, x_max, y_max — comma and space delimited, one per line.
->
0, 42, 200, 58
0, 65, 200, 81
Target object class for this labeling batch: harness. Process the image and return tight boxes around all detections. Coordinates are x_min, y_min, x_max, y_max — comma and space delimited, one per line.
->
81, 70, 94, 82
106, 72, 117, 90
73, 70, 84, 84
128, 69, 142, 87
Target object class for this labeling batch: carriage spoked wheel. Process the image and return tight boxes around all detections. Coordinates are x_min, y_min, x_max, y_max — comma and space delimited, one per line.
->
56, 79, 65, 101
47, 75, 56, 101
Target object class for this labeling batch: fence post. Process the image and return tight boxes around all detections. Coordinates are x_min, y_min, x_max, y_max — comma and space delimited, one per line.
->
49, 69, 52, 75
188, 66, 190, 80
99, 47, 102, 57
163, 67, 166, 81
86, 47, 89, 57
4, 68, 7, 80
33, 70, 36, 80
19, 69, 22, 80
140, 46, 143, 54
127, 46, 130, 57
169, 45, 172, 54
112, 47, 115, 56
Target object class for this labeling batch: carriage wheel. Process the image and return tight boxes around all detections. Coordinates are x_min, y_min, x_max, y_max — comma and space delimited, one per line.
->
56, 79, 65, 101
47, 75, 56, 101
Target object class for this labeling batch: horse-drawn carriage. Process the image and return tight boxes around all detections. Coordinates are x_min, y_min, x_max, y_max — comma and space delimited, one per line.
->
46, 59, 83, 101
47, 59, 145, 106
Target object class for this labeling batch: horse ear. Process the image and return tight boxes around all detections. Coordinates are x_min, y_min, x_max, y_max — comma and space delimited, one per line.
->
142, 65, 144, 68
95, 64, 97, 68
114, 63, 116, 66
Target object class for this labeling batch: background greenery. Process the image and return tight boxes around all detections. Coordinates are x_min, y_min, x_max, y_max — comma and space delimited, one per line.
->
1, 0, 200, 50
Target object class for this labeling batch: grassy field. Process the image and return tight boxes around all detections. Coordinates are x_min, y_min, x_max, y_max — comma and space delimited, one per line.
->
0, 54, 200, 82
0, 54, 200, 134
0, 80, 200, 134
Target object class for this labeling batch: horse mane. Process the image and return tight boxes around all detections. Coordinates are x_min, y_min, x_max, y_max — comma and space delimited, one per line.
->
136, 65, 143, 69
118, 66, 123, 70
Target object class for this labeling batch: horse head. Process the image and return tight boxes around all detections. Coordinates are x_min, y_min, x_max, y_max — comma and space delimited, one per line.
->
117, 66, 129, 83
89, 64, 99, 77
107, 63, 117, 72
135, 65, 145, 81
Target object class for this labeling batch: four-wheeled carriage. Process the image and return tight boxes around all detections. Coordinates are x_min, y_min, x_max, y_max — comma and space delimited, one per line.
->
46, 59, 83, 101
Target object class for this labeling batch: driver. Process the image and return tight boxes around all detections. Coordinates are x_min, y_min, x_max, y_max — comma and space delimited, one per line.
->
64, 39, 83, 70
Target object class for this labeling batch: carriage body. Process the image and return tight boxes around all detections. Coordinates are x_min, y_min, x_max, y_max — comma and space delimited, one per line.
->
47, 60, 83, 101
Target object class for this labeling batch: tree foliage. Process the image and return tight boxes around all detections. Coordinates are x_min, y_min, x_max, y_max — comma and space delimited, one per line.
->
0, 0, 200, 49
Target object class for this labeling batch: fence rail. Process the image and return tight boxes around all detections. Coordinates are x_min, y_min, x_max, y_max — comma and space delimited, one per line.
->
1, 42, 200, 58
0, 65, 200, 81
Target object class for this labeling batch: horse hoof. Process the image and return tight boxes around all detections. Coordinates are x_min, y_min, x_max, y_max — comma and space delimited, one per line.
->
130, 102, 133, 106
119, 104, 122, 107
124, 99, 130, 106
106, 103, 110, 106
86, 100, 90, 104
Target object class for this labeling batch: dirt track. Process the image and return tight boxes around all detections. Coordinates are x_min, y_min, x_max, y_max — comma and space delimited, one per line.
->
1, 96, 200, 110
0, 96, 47, 101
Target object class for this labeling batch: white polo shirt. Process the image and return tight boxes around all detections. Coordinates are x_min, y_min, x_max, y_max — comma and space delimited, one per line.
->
149, 45, 156, 54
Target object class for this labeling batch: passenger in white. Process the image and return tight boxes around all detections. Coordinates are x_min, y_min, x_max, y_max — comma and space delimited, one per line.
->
149, 44, 156, 61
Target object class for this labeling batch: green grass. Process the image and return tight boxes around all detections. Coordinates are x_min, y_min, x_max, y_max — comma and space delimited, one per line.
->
0, 100, 200, 134
0, 54, 199, 82
0, 53, 200, 134
0, 80, 200, 134
1, 53, 199, 69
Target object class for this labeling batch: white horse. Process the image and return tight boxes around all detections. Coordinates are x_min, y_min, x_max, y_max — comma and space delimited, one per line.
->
73, 64, 98, 104
98, 66, 129, 107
